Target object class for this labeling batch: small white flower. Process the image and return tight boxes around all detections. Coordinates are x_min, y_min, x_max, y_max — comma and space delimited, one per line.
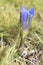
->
31, 50, 35, 53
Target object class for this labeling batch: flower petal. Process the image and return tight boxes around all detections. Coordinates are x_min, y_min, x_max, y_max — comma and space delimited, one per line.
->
21, 6, 28, 25
29, 7, 35, 16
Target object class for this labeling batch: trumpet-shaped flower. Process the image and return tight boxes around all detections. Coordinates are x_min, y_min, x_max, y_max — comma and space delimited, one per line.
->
20, 6, 35, 30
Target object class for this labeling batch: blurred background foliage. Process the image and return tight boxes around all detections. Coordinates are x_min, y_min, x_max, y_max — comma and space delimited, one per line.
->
0, 0, 43, 65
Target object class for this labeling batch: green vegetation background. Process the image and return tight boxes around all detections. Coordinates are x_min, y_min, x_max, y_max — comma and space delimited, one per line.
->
0, 0, 43, 65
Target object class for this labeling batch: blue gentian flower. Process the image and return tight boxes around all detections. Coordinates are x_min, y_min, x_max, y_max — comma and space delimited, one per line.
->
20, 6, 35, 30
29, 7, 35, 23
